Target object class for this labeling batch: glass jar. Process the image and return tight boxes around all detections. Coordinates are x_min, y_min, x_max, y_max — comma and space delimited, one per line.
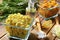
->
26, 7, 36, 18
38, 6, 59, 18
38, 1, 59, 18
2, 18, 34, 40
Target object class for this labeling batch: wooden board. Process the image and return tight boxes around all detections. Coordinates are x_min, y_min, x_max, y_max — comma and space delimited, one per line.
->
0, 34, 9, 40
0, 16, 59, 40
0, 26, 7, 39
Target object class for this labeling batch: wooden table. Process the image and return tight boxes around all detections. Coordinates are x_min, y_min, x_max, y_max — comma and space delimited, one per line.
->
0, 0, 60, 40
0, 15, 60, 40
0, 23, 58, 40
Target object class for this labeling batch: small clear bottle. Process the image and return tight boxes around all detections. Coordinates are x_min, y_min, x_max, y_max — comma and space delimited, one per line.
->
26, 1, 36, 18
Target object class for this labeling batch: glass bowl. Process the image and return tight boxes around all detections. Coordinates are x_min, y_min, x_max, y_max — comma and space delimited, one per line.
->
38, 2, 60, 18
2, 18, 34, 40
39, 13, 58, 20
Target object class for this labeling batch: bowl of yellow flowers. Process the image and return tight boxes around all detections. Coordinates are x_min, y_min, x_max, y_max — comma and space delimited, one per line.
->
2, 13, 34, 40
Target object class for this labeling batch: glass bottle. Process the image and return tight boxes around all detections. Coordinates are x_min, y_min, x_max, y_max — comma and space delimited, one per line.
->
26, 0, 36, 18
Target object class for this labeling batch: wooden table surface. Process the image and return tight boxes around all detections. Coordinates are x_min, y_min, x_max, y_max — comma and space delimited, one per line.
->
0, 23, 58, 40
0, 15, 60, 40
0, 0, 60, 40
